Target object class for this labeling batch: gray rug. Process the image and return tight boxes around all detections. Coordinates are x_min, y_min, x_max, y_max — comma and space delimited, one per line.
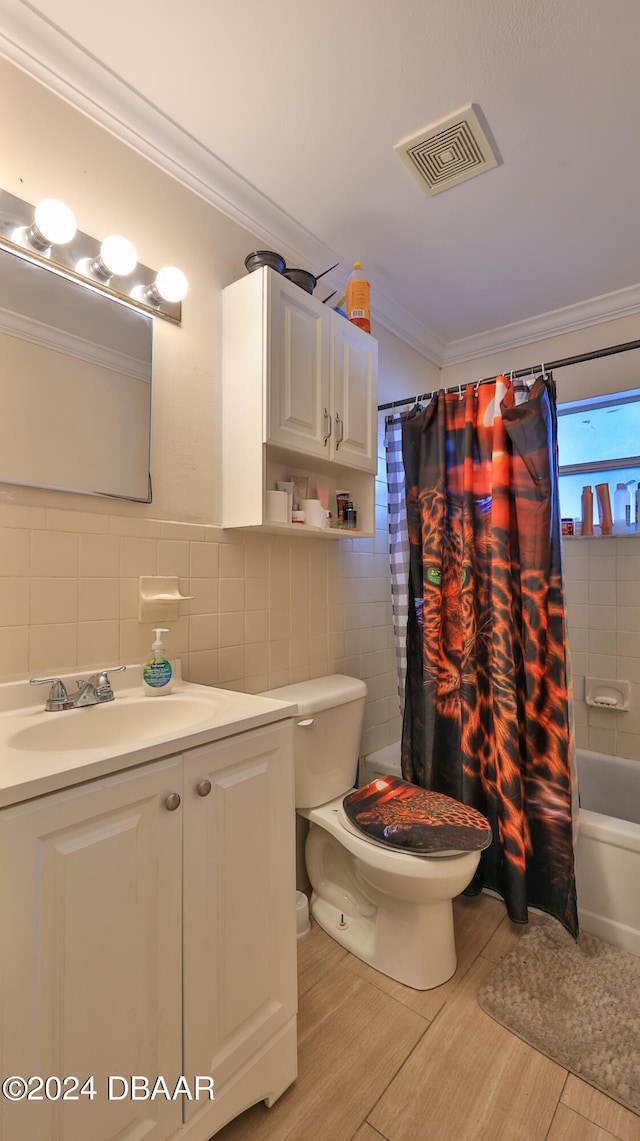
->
478, 920, 640, 1116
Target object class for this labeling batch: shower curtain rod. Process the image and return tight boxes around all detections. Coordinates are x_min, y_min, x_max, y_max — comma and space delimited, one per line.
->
377, 336, 640, 412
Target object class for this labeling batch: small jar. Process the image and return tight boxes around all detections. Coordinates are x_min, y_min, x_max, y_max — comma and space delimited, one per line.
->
291, 509, 305, 524
344, 503, 357, 529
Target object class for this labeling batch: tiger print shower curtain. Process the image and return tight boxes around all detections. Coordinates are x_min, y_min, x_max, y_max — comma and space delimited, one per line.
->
401, 374, 578, 937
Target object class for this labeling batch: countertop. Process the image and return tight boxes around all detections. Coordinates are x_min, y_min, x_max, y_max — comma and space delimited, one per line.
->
0, 666, 296, 808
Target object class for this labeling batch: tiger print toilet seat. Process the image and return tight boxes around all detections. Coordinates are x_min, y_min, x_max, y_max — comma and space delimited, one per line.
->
342, 775, 492, 855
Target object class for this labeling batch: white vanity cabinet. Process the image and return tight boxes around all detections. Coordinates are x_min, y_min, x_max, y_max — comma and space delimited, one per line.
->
0, 721, 296, 1141
222, 266, 378, 535
181, 725, 297, 1135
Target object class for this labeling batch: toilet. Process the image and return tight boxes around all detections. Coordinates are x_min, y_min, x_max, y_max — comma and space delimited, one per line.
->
262, 674, 492, 991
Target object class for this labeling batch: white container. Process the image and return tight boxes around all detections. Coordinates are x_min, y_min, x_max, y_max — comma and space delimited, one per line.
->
265, 489, 289, 523
300, 498, 326, 528
296, 891, 310, 938
613, 482, 631, 531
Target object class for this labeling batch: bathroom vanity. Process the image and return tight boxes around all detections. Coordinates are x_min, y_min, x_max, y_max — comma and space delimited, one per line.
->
0, 672, 298, 1141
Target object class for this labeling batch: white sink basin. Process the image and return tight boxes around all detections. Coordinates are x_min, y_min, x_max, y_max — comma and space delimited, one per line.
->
7, 692, 231, 753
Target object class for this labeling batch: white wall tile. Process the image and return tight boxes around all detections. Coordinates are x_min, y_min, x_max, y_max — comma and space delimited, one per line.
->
158, 540, 190, 578
616, 606, 640, 630
190, 541, 219, 579
588, 556, 616, 581
119, 537, 157, 577
77, 621, 120, 668
219, 612, 245, 648
31, 578, 79, 625
0, 580, 29, 626
0, 530, 30, 577
31, 531, 78, 577
78, 579, 119, 622
29, 623, 77, 675
79, 534, 121, 578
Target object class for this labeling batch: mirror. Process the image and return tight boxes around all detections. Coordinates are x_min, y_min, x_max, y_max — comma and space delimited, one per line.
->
0, 245, 153, 501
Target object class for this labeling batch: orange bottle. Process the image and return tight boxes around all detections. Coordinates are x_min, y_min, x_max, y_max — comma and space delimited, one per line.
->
346, 260, 371, 333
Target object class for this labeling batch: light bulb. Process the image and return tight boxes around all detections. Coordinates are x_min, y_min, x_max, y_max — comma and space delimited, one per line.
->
99, 234, 137, 277
30, 198, 77, 248
154, 266, 188, 303
88, 234, 137, 281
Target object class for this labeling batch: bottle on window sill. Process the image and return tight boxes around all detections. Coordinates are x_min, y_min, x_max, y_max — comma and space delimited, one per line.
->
581, 485, 594, 536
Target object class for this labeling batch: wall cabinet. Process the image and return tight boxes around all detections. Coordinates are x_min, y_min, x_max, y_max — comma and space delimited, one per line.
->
222, 267, 378, 536
0, 722, 296, 1141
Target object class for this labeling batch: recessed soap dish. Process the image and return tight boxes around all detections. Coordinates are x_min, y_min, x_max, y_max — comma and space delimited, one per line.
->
584, 677, 630, 711
138, 576, 193, 622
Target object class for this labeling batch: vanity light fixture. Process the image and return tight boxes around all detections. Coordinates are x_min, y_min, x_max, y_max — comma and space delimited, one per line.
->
24, 197, 77, 251
89, 234, 138, 282
0, 187, 186, 324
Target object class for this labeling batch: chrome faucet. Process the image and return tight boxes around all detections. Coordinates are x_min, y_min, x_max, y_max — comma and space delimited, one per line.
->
30, 667, 127, 711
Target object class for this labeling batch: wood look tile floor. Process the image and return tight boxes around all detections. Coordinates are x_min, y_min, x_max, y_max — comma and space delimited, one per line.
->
217, 893, 640, 1141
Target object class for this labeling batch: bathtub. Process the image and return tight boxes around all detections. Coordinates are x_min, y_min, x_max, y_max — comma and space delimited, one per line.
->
362, 744, 640, 956
575, 748, 640, 956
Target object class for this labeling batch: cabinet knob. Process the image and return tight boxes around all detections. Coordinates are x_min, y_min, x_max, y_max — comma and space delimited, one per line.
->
335, 413, 344, 449
165, 792, 181, 811
323, 407, 332, 445
196, 779, 212, 797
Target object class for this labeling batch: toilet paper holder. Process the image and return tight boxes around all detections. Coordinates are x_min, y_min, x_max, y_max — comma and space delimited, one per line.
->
584, 677, 630, 711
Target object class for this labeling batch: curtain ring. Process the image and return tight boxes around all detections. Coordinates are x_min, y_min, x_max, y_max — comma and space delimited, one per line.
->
458, 383, 463, 400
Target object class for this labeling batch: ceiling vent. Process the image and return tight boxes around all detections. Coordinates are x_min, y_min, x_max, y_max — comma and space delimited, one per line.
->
394, 104, 499, 196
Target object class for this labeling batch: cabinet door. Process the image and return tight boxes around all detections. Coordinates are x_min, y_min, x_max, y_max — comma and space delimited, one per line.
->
0, 758, 183, 1141
182, 722, 297, 1129
267, 273, 330, 458
331, 314, 378, 473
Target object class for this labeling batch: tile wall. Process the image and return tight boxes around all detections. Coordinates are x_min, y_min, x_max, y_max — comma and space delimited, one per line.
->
564, 534, 640, 759
0, 423, 402, 757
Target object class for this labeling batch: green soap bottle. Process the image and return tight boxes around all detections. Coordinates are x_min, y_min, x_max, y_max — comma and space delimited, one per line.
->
143, 628, 173, 696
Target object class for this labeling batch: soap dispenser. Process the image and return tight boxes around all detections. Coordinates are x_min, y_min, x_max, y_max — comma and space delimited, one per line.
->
143, 628, 173, 696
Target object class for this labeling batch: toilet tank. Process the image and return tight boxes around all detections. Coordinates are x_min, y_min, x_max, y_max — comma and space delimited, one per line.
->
260, 675, 367, 808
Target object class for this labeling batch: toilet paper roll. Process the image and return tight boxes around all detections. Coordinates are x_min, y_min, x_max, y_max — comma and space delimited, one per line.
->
265, 489, 289, 523
300, 498, 326, 528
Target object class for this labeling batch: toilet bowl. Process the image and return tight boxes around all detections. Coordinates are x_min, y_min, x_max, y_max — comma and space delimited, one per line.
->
260, 675, 492, 990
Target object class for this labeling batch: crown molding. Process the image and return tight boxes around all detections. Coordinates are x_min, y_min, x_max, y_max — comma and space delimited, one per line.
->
371, 297, 446, 363
441, 283, 640, 367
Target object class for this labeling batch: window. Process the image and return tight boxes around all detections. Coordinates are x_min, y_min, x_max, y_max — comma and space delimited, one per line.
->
557, 389, 640, 527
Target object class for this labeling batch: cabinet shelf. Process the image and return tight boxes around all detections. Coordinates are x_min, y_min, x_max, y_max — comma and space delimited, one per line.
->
223, 520, 371, 539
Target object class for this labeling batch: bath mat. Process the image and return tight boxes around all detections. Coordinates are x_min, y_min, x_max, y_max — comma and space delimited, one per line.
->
478, 920, 640, 1116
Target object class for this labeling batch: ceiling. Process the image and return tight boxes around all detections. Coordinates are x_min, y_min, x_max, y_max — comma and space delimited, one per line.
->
3, 0, 640, 388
